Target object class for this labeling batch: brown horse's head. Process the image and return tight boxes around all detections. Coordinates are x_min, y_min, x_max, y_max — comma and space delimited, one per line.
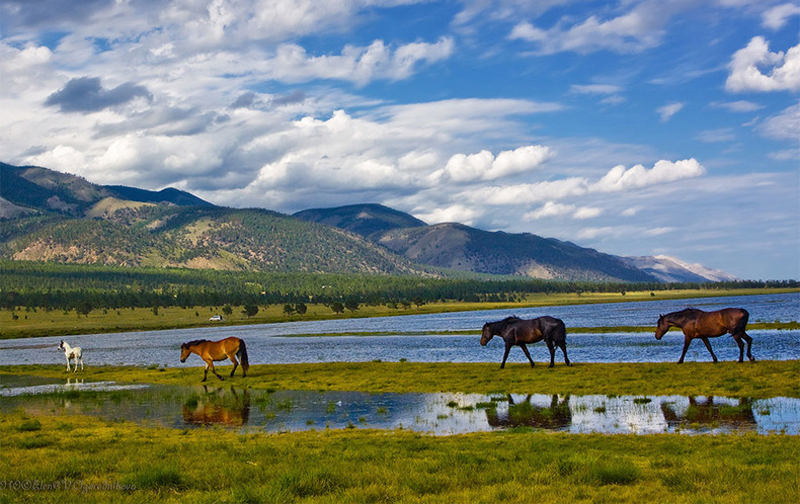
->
180, 342, 191, 362
655, 314, 669, 340
480, 323, 493, 346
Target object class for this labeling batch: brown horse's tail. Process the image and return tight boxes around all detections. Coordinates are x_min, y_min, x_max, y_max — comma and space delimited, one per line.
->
734, 308, 749, 334
238, 339, 250, 374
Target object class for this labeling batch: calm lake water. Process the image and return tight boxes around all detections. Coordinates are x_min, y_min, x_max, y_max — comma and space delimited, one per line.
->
1, 293, 798, 366
2, 377, 798, 436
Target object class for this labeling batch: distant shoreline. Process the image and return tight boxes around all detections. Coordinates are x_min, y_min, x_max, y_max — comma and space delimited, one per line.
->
2, 287, 797, 340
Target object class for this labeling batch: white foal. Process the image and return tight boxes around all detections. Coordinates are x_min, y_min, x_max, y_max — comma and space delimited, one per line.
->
58, 340, 84, 372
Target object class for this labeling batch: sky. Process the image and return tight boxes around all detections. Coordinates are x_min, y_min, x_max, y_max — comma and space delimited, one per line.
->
1, 0, 798, 280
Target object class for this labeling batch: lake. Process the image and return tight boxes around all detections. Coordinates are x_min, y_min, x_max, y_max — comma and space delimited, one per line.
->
1, 293, 797, 367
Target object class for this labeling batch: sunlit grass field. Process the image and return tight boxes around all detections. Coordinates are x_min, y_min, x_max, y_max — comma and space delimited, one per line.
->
3, 361, 799, 503
2, 409, 798, 504
4, 360, 800, 398
3, 287, 797, 339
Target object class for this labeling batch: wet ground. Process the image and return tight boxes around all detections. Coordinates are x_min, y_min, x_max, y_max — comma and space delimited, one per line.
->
2, 375, 798, 436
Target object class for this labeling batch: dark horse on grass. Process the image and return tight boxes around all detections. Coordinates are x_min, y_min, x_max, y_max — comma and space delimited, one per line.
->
655, 308, 754, 364
481, 316, 571, 369
180, 337, 250, 381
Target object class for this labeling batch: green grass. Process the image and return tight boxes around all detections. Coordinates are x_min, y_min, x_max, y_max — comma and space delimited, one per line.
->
2, 361, 799, 503
4, 360, 800, 398
0, 411, 797, 503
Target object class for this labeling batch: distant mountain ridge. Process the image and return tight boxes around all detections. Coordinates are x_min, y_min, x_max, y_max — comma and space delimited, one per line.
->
621, 255, 739, 283
0, 162, 211, 216
0, 163, 426, 275
0, 162, 736, 282
293, 204, 426, 240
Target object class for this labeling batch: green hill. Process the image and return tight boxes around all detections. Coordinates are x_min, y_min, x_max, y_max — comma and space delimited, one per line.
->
294, 203, 427, 240
0, 163, 428, 275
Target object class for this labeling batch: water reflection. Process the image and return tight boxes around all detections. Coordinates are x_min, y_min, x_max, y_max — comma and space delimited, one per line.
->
486, 394, 572, 430
661, 397, 757, 432
2, 377, 798, 435
182, 386, 251, 427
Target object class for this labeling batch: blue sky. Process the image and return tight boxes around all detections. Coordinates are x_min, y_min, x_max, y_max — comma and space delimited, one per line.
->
1, 0, 798, 279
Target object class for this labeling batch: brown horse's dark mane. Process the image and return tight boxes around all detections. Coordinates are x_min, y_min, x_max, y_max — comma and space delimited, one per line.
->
663, 308, 701, 321
183, 339, 210, 348
486, 316, 523, 333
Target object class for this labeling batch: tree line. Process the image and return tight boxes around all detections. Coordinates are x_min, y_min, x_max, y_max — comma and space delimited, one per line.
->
1, 260, 796, 312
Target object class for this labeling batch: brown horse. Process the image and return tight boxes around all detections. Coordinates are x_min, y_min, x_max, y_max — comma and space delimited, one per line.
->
655, 308, 754, 364
180, 337, 250, 381
481, 316, 571, 369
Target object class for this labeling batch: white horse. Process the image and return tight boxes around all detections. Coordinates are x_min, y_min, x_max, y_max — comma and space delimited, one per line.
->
58, 340, 83, 372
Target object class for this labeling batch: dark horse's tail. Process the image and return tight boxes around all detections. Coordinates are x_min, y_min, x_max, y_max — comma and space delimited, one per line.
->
238, 339, 250, 376
734, 309, 749, 334
551, 317, 567, 344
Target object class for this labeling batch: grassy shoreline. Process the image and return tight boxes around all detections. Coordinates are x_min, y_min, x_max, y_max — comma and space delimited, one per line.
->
2, 360, 799, 503
4, 360, 799, 398
3, 287, 798, 340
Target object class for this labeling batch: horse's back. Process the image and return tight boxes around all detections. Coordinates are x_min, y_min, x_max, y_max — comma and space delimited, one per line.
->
691, 307, 748, 336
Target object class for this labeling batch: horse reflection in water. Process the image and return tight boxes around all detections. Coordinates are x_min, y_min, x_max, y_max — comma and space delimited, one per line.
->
661, 397, 757, 432
182, 386, 251, 427
486, 394, 572, 430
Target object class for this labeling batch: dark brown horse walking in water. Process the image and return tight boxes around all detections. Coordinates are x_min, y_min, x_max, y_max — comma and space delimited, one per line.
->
180, 337, 250, 381
481, 316, 571, 369
655, 308, 754, 364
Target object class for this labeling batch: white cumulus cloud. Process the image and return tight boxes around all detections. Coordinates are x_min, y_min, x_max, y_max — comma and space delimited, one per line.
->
436, 145, 553, 183
726, 37, 800, 92
591, 159, 706, 193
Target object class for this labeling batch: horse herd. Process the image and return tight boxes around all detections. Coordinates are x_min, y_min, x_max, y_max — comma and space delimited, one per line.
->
480, 306, 754, 369
58, 307, 755, 381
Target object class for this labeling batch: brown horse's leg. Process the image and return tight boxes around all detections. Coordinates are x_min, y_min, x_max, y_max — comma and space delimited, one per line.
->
732, 335, 745, 363
559, 342, 571, 366
228, 354, 239, 377
738, 332, 755, 362
500, 341, 513, 369
678, 336, 692, 364
544, 340, 556, 368
700, 338, 718, 363
519, 343, 536, 367
206, 360, 224, 381
743, 332, 755, 362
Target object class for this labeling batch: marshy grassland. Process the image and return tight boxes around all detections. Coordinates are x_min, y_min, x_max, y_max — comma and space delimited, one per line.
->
2, 287, 798, 503
4, 287, 797, 339
1, 408, 798, 504
3, 360, 800, 398
2, 361, 800, 503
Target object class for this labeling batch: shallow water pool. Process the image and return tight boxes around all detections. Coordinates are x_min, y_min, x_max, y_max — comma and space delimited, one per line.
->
2, 376, 797, 436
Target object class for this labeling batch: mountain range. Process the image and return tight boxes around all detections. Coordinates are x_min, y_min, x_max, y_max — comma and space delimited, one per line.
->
0, 162, 736, 282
